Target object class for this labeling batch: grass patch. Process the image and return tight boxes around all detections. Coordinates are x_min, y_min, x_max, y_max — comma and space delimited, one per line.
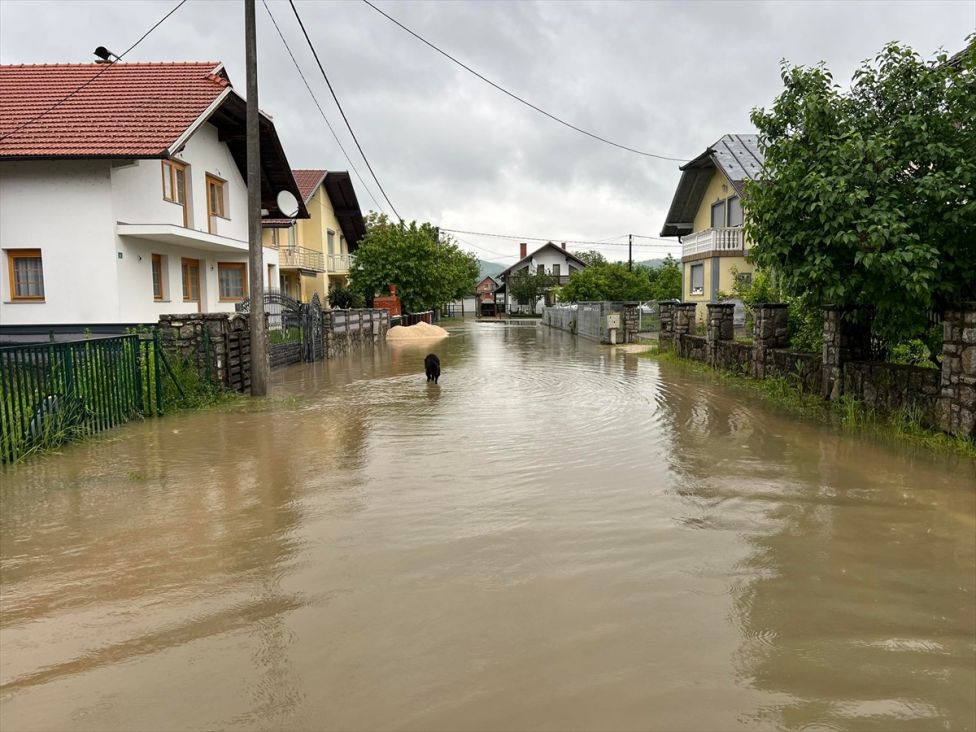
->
643, 346, 975, 458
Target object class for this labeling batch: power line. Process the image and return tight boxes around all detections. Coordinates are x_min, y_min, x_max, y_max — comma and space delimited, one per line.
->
261, 0, 387, 216
288, 0, 403, 221
0, 0, 189, 143
361, 0, 689, 162
438, 227, 679, 248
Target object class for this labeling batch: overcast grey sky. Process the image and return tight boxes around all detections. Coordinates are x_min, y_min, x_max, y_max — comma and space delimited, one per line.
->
1, 0, 973, 263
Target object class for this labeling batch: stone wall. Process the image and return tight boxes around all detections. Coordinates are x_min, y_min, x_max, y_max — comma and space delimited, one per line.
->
658, 300, 975, 440
158, 313, 250, 390
843, 361, 940, 419
936, 303, 976, 439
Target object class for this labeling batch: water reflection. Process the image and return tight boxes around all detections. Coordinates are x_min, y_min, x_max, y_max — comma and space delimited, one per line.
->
653, 359, 976, 731
1, 323, 973, 731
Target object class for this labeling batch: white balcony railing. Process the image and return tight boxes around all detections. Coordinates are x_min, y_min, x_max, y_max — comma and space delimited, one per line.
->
275, 245, 326, 272
328, 253, 353, 273
680, 227, 744, 258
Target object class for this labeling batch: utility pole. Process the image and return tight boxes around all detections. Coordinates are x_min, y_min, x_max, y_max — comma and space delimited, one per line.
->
628, 234, 633, 271
245, 0, 268, 396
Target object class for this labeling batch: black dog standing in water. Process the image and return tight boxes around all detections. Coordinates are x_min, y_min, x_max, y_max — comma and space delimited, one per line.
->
425, 354, 441, 384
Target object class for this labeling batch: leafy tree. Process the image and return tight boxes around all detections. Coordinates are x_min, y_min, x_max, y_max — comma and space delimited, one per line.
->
559, 262, 654, 302
327, 283, 364, 309
572, 250, 607, 267
648, 255, 681, 301
507, 267, 554, 307
349, 213, 479, 312
745, 39, 976, 345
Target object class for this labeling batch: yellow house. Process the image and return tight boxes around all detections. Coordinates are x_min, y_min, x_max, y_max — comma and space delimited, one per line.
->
262, 169, 366, 303
660, 134, 764, 322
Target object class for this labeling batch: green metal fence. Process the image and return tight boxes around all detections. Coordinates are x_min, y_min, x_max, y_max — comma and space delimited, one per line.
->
0, 332, 170, 463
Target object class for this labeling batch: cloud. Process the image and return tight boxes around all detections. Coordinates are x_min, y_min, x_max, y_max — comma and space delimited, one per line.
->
1, 0, 971, 261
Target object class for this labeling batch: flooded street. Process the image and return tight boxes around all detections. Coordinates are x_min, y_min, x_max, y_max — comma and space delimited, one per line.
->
1, 322, 974, 731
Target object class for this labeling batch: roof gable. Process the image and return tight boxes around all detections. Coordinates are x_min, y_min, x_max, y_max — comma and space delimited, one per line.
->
0, 61, 307, 219
499, 242, 588, 278
660, 133, 764, 237
0, 62, 229, 158
292, 168, 327, 203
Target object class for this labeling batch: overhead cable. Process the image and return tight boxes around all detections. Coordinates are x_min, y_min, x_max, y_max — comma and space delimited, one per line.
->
288, 0, 403, 221
438, 227, 678, 248
361, 0, 689, 162
0, 0, 189, 143
261, 0, 387, 216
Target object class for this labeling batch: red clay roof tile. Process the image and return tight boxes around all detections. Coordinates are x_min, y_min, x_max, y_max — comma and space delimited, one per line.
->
0, 62, 230, 158
291, 169, 327, 202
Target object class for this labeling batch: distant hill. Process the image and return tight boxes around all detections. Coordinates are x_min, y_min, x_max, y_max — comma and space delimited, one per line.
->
634, 258, 665, 269
478, 259, 506, 281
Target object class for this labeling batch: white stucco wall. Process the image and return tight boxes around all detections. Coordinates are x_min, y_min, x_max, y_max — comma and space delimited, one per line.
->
0, 160, 118, 325
1, 122, 273, 327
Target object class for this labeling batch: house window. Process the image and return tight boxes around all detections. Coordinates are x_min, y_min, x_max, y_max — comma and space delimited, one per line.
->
339, 235, 345, 254
206, 174, 227, 234
6, 249, 44, 300
327, 229, 336, 255
267, 264, 275, 288
690, 263, 704, 296
181, 258, 201, 302
218, 262, 247, 301
537, 264, 545, 275
161, 160, 188, 226
737, 271, 752, 287
728, 196, 743, 227
710, 199, 727, 229
151, 253, 168, 300
552, 264, 560, 279
287, 225, 297, 248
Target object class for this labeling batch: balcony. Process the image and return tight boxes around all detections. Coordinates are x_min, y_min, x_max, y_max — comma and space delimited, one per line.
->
276, 245, 325, 273
116, 223, 248, 253
328, 253, 354, 273
680, 227, 744, 259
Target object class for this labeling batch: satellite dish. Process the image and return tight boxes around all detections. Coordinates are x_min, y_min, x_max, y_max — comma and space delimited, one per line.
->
276, 190, 300, 218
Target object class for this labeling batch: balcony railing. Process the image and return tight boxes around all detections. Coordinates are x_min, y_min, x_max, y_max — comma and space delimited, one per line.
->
680, 227, 744, 258
275, 245, 325, 273
328, 253, 353, 273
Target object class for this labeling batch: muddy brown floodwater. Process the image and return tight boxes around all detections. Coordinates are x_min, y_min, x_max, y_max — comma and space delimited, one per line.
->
1, 322, 974, 731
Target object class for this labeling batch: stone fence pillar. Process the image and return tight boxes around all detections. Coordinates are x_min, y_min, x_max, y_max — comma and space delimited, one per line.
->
622, 303, 640, 343
658, 300, 678, 350
936, 302, 976, 440
706, 303, 735, 367
673, 302, 698, 338
751, 303, 789, 378
821, 305, 873, 400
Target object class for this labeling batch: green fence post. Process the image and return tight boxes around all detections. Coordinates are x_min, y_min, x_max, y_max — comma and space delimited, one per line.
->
133, 336, 144, 413
153, 330, 163, 415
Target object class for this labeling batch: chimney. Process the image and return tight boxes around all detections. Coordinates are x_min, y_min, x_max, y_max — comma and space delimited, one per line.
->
519, 242, 527, 259
561, 242, 566, 250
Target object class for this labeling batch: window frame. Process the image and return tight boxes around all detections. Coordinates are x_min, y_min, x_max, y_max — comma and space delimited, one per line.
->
181, 257, 201, 304
206, 174, 228, 234
727, 195, 743, 227
710, 199, 727, 229
327, 229, 336, 255
152, 253, 164, 301
690, 263, 705, 296
6, 248, 45, 301
217, 262, 248, 302
161, 160, 188, 227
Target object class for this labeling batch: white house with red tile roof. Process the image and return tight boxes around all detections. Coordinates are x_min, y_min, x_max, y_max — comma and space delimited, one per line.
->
0, 61, 307, 334
261, 168, 366, 302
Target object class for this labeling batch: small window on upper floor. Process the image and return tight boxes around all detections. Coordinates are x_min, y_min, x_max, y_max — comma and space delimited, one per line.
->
327, 229, 336, 255
6, 249, 45, 301
728, 196, 743, 227
206, 174, 227, 234
710, 199, 727, 229
537, 264, 545, 276
552, 264, 560, 278
162, 160, 188, 226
